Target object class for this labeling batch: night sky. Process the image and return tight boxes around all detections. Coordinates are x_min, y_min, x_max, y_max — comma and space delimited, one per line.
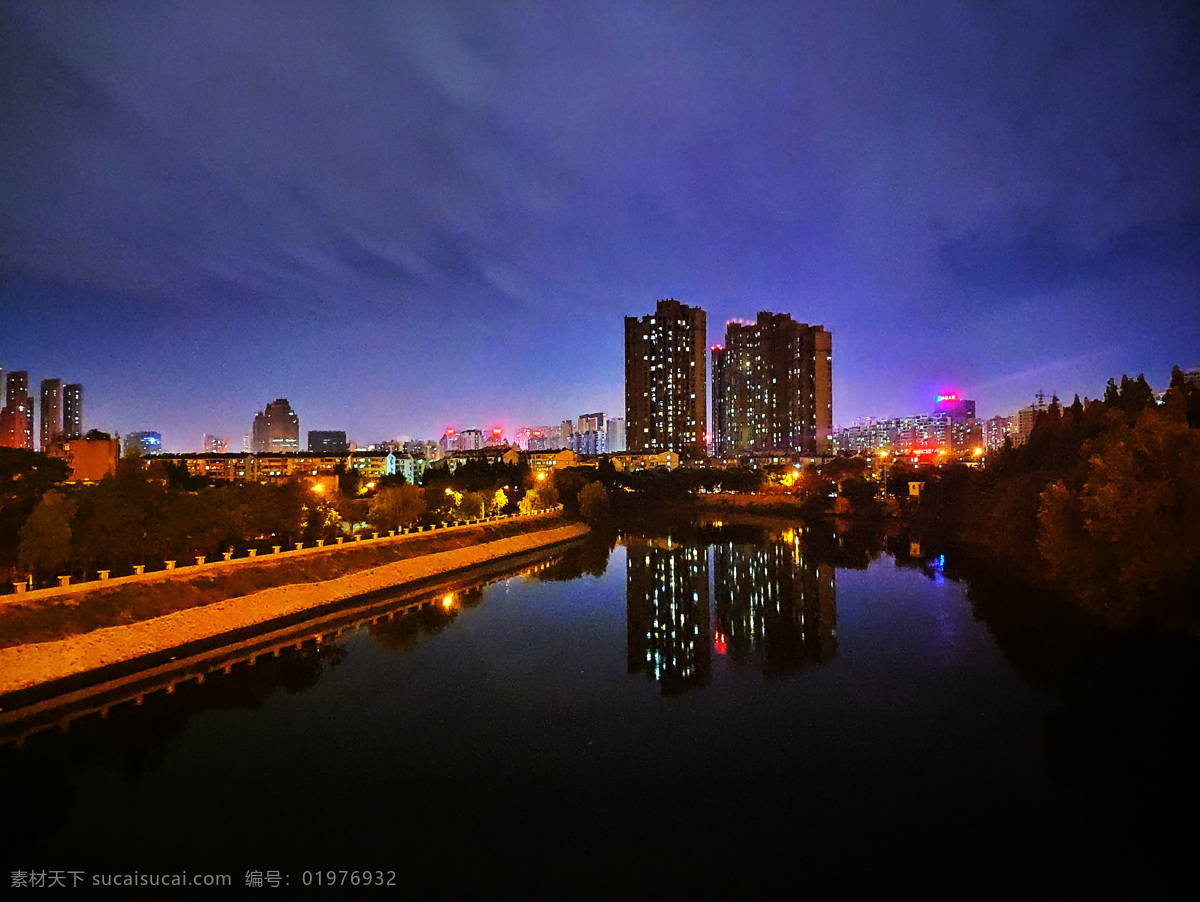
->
2, 2, 1198, 451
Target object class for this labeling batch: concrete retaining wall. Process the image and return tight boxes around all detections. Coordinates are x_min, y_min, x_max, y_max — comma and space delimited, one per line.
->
0, 522, 589, 695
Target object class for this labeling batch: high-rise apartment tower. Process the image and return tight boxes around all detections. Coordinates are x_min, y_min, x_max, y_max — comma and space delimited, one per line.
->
39, 378, 63, 449
252, 398, 300, 453
712, 312, 832, 456
625, 299, 707, 457
0, 371, 34, 449
63, 383, 84, 439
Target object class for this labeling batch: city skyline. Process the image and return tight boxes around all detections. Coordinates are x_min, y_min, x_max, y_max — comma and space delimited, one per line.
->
3, 3, 1197, 450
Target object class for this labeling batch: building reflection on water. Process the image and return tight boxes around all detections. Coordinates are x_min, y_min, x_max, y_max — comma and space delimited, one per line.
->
626, 527, 837, 693
626, 536, 711, 695
714, 527, 837, 678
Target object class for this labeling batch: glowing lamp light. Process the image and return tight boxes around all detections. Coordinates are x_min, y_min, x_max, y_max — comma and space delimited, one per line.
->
311, 483, 324, 494
442, 594, 455, 609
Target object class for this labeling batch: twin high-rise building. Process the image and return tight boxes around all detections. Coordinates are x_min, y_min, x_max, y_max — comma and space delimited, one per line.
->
625, 301, 833, 458
625, 299, 708, 457
712, 312, 832, 456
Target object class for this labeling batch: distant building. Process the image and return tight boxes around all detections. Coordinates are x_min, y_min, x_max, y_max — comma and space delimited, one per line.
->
832, 415, 951, 456
712, 312, 832, 457
404, 439, 439, 461
573, 413, 608, 455
0, 370, 34, 449
202, 434, 230, 453
528, 449, 578, 479
611, 450, 679, 471
348, 450, 397, 480
457, 428, 484, 451
39, 378, 63, 449
1012, 394, 1053, 446
932, 394, 976, 422
45, 435, 118, 482
983, 416, 1012, 451
63, 383, 84, 439
124, 431, 163, 456
606, 417, 626, 453
625, 298, 707, 457
252, 398, 300, 453
308, 430, 349, 454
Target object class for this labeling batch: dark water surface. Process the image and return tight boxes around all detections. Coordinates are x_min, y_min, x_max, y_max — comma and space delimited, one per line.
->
3, 522, 1194, 892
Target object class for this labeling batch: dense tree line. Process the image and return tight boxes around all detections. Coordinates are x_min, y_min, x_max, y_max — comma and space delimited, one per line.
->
0, 455, 561, 587
918, 369, 1200, 628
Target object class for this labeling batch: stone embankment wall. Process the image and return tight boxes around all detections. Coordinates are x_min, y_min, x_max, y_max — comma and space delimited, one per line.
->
0, 522, 588, 695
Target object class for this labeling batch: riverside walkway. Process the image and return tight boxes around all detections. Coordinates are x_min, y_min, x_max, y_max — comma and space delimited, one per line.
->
3, 509, 567, 603
0, 519, 589, 733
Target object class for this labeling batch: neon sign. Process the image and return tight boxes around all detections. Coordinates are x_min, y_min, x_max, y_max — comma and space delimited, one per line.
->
936, 394, 958, 402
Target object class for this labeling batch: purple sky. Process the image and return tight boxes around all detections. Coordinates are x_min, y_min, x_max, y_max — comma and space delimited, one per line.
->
2, 1, 1198, 451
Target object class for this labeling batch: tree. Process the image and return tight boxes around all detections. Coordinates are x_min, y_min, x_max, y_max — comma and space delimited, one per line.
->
488, 488, 509, 516
18, 491, 77, 581
536, 477, 560, 509
0, 449, 71, 569
458, 491, 486, 520
368, 485, 426, 531
519, 489, 543, 515
550, 469, 586, 515
577, 482, 610, 525
1036, 406, 1200, 624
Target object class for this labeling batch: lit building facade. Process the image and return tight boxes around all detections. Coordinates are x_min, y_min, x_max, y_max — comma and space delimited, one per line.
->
63, 383, 83, 439
983, 416, 1013, 451
625, 298, 707, 457
123, 431, 163, 456
0, 371, 34, 449
252, 398, 300, 453
933, 394, 976, 422
39, 378, 63, 449
712, 312, 832, 457
44, 436, 118, 482
606, 417, 626, 453
308, 430, 349, 453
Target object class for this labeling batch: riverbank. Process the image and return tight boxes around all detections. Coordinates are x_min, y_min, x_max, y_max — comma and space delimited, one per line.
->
0, 520, 588, 695
0, 514, 567, 648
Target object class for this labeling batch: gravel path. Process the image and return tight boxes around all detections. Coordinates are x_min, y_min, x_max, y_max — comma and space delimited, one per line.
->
0, 523, 589, 694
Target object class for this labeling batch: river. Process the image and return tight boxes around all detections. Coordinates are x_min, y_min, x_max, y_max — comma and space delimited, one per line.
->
2, 519, 1194, 893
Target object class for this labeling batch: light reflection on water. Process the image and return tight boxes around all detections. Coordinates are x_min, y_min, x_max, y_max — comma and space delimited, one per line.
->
0, 522, 1187, 892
